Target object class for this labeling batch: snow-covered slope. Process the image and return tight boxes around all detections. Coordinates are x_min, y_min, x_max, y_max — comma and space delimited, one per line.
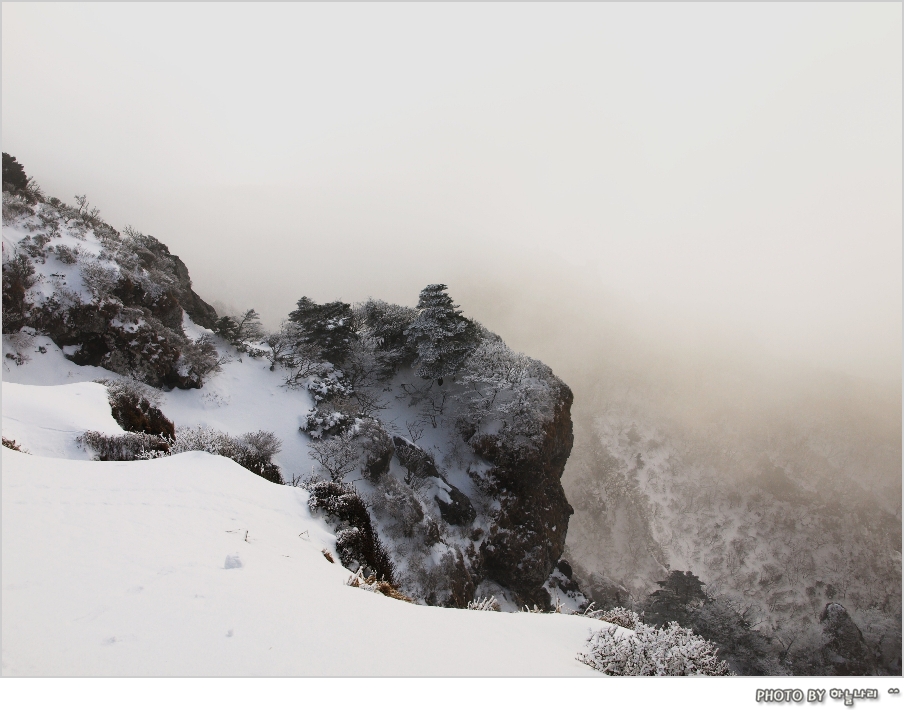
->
1, 446, 613, 676
2, 381, 123, 458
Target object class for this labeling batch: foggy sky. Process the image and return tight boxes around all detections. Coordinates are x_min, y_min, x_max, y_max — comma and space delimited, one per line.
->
3, 3, 901, 384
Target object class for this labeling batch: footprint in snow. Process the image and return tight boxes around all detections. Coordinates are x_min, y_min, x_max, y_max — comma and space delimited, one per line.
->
224, 555, 243, 569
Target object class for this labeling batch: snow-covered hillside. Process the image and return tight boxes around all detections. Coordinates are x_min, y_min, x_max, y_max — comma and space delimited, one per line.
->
0, 162, 751, 677
0, 171, 612, 676
2, 185, 579, 610
2, 444, 612, 676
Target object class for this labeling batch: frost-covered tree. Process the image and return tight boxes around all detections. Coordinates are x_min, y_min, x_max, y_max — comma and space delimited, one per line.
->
454, 335, 558, 445
577, 613, 733, 676
405, 284, 478, 381
2, 153, 28, 193
215, 309, 265, 349
357, 298, 417, 375
288, 296, 357, 364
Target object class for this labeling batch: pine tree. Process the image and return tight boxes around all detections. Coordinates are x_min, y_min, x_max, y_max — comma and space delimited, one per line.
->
288, 296, 357, 364
405, 284, 478, 381
2, 153, 28, 193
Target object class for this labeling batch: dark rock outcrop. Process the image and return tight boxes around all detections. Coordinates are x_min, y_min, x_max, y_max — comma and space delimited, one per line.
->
392, 435, 476, 527
135, 236, 218, 331
473, 381, 575, 607
2, 160, 219, 389
435, 485, 476, 527
393, 436, 441, 480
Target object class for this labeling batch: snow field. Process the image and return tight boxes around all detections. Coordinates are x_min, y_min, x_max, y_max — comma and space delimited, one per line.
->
2, 448, 613, 675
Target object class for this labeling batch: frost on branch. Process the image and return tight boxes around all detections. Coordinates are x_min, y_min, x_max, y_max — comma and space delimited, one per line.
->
577, 619, 733, 676
467, 596, 500, 612
346, 568, 413, 602
455, 333, 559, 448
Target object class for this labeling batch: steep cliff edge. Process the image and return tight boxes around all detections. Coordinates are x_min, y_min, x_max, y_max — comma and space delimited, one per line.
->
474, 381, 574, 606
2, 157, 579, 610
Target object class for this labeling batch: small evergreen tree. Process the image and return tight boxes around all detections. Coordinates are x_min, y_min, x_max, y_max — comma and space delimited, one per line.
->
405, 284, 478, 381
288, 296, 357, 364
215, 308, 265, 349
2, 153, 28, 193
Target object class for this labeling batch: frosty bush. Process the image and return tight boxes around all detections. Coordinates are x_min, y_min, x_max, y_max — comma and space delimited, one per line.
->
307, 429, 359, 481
456, 334, 558, 446
2, 251, 37, 333
178, 334, 226, 382
80, 259, 120, 302
585, 606, 643, 630
306, 373, 352, 403
77, 430, 171, 461
467, 596, 501, 612
2, 437, 28, 453
300, 406, 351, 439
346, 568, 413, 602
358, 417, 394, 481
2, 192, 33, 222
306, 478, 395, 583
577, 620, 733, 676
169, 425, 283, 484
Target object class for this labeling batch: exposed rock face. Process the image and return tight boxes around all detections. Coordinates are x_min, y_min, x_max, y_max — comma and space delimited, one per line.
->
473, 381, 574, 607
393, 436, 442, 480
392, 435, 476, 527
36, 303, 201, 389
435, 485, 476, 527
2, 187, 220, 389
138, 236, 219, 331
819, 603, 878, 675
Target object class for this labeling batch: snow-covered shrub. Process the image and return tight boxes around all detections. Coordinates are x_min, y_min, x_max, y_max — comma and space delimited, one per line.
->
305, 478, 395, 583
307, 428, 358, 481
467, 596, 500, 611
306, 372, 352, 403
2, 192, 33, 222
358, 417, 394, 481
577, 620, 733, 676
300, 406, 351, 439
52, 243, 80, 264
79, 259, 120, 302
596, 607, 642, 630
169, 425, 283, 484
346, 568, 413, 602
178, 334, 225, 382
77, 430, 171, 461
5, 327, 35, 365
2, 251, 37, 333
2, 437, 28, 453
97, 378, 174, 439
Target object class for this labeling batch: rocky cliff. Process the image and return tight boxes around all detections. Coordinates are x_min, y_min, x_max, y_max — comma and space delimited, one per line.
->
2, 157, 580, 611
